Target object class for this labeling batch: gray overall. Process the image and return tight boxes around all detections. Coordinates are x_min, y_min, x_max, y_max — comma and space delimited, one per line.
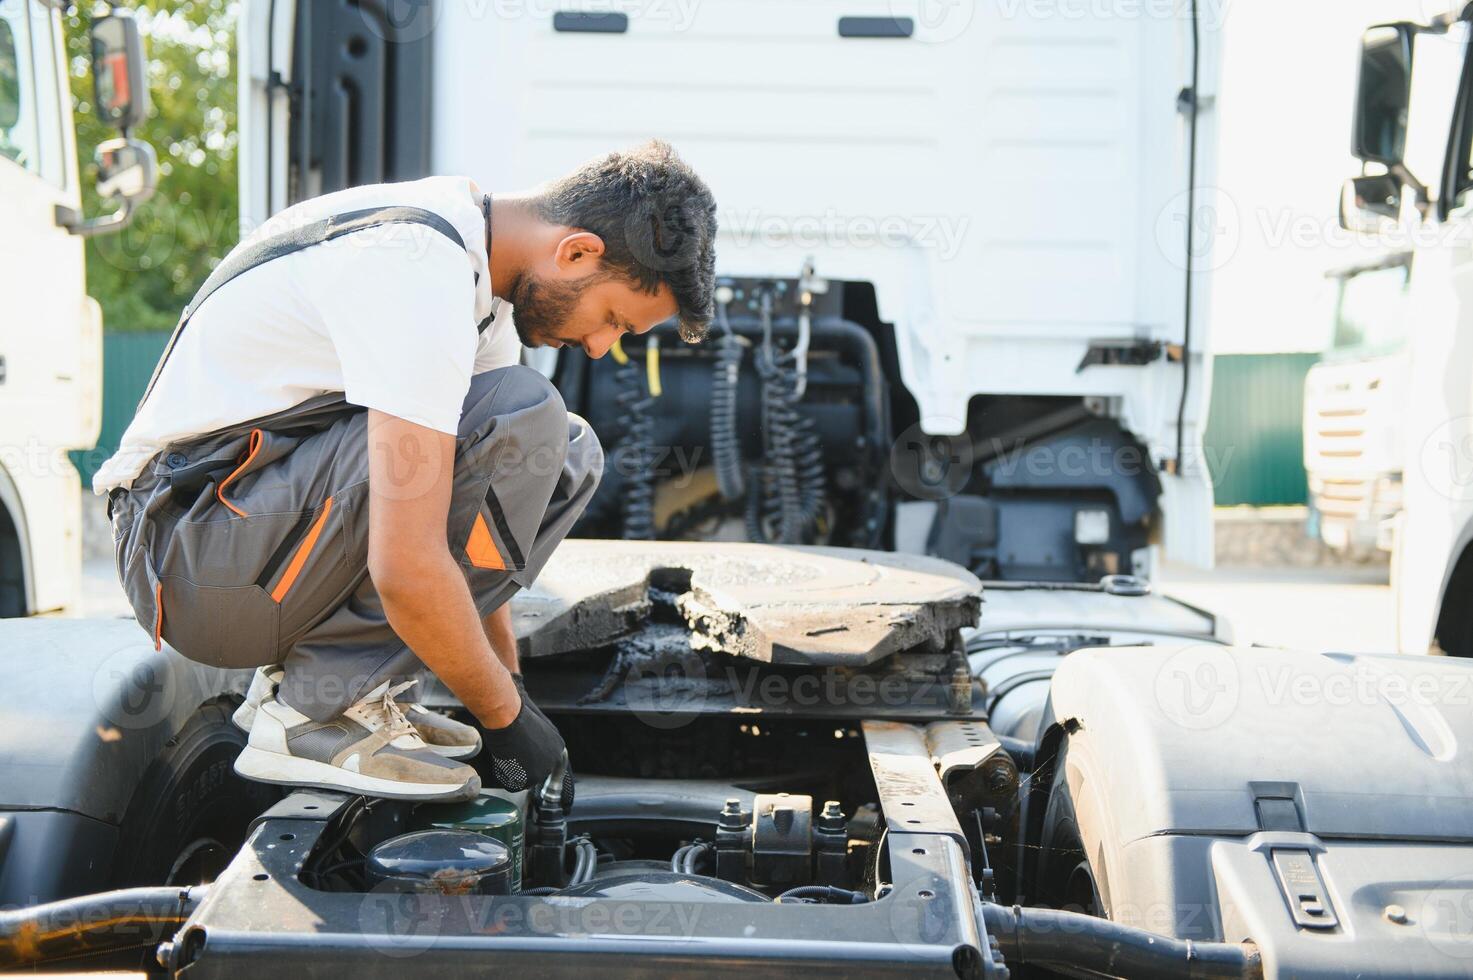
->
109, 206, 602, 722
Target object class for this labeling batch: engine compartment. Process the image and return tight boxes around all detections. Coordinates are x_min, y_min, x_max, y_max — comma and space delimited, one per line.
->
556, 268, 1163, 583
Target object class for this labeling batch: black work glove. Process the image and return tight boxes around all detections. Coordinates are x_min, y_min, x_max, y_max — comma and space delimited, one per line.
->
490, 677, 574, 810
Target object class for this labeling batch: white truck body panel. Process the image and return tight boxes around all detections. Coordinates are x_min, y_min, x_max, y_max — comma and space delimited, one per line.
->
0, 1, 95, 614
238, 0, 1222, 568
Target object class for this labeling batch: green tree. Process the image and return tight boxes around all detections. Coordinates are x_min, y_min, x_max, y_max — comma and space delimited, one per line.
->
66, 1, 238, 332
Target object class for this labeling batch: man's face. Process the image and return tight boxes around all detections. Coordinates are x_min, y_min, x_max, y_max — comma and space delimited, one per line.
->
509, 232, 678, 359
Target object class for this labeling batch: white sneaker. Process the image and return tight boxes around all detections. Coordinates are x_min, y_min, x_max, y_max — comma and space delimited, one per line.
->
232, 681, 480, 801
230, 665, 283, 732
233, 667, 481, 760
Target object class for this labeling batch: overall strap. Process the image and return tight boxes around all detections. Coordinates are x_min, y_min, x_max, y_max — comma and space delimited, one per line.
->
136, 205, 470, 414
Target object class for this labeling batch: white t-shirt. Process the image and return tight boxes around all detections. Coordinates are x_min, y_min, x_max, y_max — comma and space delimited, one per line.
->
93, 176, 523, 493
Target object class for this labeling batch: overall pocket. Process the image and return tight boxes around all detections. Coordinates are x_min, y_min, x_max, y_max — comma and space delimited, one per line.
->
157, 575, 281, 669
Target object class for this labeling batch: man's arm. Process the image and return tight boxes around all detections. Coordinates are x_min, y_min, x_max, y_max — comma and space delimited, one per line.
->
483, 604, 519, 674
365, 410, 521, 728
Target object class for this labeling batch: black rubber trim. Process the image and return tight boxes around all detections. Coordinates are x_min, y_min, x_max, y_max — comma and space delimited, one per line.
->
482, 486, 526, 569
255, 507, 321, 590
838, 16, 913, 38
553, 11, 628, 33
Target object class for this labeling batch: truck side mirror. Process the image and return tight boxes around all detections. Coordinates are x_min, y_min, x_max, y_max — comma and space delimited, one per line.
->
57, 12, 157, 237
96, 137, 157, 204
1351, 23, 1414, 166
1340, 174, 1401, 233
91, 11, 149, 131
0, 19, 18, 131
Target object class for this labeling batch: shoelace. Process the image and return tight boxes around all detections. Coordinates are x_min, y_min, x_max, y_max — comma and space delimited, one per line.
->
373, 680, 420, 742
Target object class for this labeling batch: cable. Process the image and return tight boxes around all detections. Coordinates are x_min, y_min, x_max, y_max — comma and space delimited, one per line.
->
1173, 0, 1201, 473
982, 902, 1262, 980
710, 290, 747, 502
671, 841, 713, 875
751, 288, 827, 544
775, 885, 869, 905
613, 344, 656, 540
0, 886, 207, 968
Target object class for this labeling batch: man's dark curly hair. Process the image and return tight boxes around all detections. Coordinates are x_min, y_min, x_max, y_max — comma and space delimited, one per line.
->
532, 140, 718, 342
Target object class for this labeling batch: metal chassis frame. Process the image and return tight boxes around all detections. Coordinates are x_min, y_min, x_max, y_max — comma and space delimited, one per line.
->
166, 722, 1006, 977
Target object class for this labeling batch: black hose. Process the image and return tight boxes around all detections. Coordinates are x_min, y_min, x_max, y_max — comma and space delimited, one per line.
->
0, 885, 206, 968
614, 353, 656, 539
776, 885, 869, 905
752, 290, 827, 544
710, 304, 747, 502
981, 903, 1262, 980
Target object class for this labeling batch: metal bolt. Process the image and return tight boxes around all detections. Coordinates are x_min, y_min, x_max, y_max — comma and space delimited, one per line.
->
1385, 904, 1408, 924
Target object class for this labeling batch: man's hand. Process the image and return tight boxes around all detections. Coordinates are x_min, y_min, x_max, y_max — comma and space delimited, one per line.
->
365, 410, 521, 729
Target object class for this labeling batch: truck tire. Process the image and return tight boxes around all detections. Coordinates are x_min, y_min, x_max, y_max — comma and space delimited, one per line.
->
1033, 739, 1104, 916
111, 700, 279, 888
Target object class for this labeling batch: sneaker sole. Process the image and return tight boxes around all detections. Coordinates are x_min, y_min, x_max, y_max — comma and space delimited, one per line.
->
231, 699, 257, 732
233, 745, 479, 802
239, 699, 479, 760
426, 740, 481, 760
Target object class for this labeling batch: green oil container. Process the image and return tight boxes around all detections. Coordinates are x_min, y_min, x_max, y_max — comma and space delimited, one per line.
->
416, 793, 525, 891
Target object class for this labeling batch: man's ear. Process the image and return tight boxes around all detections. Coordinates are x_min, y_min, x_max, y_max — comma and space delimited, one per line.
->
554, 231, 606, 272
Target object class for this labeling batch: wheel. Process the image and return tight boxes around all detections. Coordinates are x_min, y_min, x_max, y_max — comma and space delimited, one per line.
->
1033, 738, 1103, 916
111, 700, 280, 888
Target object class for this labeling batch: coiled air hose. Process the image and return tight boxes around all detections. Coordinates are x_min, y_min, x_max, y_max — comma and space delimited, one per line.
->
752, 289, 827, 544
710, 291, 747, 502
612, 338, 657, 540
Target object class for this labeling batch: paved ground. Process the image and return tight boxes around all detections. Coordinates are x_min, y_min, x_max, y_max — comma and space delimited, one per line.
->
1157, 560, 1395, 653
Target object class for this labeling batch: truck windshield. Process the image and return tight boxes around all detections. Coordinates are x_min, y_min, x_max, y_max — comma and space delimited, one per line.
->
1330, 262, 1411, 355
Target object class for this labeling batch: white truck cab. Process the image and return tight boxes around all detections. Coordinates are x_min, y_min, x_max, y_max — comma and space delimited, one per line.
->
238, 0, 1222, 584
0, 2, 156, 616
1341, 7, 1473, 654
1302, 253, 1411, 557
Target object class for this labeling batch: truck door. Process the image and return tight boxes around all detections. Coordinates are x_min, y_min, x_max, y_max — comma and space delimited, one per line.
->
0, 0, 92, 456
0, 0, 93, 614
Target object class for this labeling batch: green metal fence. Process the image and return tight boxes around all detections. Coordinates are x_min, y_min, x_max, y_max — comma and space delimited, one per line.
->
71, 330, 171, 488
76, 334, 1317, 510
1203, 353, 1318, 508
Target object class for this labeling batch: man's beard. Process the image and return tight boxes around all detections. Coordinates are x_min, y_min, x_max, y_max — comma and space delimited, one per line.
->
508, 273, 585, 347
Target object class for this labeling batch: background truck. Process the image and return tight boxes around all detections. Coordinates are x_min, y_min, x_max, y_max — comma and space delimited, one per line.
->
238, 0, 1223, 585
1301, 252, 1411, 558
1339, 6, 1473, 655
0, 0, 155, 616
